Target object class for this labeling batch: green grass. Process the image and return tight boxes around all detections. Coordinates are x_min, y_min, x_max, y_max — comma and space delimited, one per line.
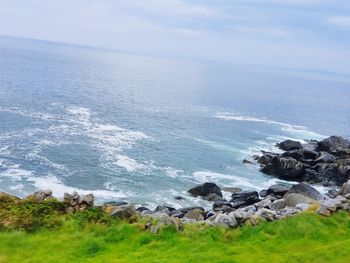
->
0, 208, 349, 263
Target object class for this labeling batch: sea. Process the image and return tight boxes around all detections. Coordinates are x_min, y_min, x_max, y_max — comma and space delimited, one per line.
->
0, 35, 349, 208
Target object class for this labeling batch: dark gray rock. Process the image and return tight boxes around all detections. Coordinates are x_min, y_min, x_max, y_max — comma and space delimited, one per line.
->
103, 201, 128, 206
136, 206, 149, 213
231, 191, 259, 208
188, 182, 222, 198
259, 189, 268, 198
262, 156, 304, 181
317, 136, 350, 156
266, 184, 290, 198
174, 196, 185, 200
278, 140, 303, 151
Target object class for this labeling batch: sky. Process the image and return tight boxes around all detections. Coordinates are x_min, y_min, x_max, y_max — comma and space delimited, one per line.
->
0, 0, 350, 74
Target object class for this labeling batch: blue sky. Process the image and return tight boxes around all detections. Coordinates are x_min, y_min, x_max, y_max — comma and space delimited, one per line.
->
0, 0, 350, 74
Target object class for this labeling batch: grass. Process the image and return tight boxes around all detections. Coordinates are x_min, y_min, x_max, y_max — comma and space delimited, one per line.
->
0, 197, 349, 263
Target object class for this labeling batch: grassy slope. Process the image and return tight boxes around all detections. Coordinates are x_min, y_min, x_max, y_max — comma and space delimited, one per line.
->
0, 211, 349, 263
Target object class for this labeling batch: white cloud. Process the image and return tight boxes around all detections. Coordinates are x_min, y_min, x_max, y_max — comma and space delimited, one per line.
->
327, 16, 350, 28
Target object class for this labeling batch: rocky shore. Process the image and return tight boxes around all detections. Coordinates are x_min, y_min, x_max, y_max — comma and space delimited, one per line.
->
1, 135, 350, 233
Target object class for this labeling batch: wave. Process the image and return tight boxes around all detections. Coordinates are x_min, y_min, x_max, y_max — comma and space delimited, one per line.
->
214, 112, 326, 140
27, 174, 129, 201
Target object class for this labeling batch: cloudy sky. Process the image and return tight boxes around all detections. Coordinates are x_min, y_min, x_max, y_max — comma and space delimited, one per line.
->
1, 0, 350, 74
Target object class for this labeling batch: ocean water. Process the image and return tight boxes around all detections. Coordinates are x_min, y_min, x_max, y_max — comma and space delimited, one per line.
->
0, 36, 349, 208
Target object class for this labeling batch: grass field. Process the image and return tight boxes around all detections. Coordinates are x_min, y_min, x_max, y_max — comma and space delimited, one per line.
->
0, 200, 349, 263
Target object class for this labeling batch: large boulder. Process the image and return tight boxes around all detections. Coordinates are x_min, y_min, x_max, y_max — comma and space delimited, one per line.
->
284, 193, 315, 207
278, 140, 303, 151
188, 182, 222, 198
284, 183, 323, 201
230, 191, 259, 208
262, 157, 304, 180
111, 205, 136, 219
214, 213, 238, 228
317, 136, 350, 156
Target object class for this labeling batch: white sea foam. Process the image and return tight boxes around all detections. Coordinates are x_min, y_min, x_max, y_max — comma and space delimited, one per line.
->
28, 174, 128, 200
214, 112, 326, 139
0, 167, 33, 181
115, 155, 148, 172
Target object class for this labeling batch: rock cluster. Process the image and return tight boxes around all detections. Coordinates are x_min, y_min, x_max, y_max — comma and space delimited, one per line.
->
256, 136, 350, 186
63, 191, 94, 213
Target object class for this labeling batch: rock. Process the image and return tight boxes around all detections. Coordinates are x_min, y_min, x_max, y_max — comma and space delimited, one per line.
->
266, 184, 290, 198
136, 206, 149, 213
63, 192, 79, 206
222, 187, 242, 194
154, 206, 175, 214
213, 201, 234, 213
326, 189, 338, 198
270, 199, 286, 211
276, 207, 301, 218
174, 196, 185, 200
230, 191, 260, 208
284, 193, 315, 207
278, 140, 303, 151
243, 159, 254, 164
188, 182, 222, 198
338, 179, 350, 196
43, 189, 53, 196
259, 189, 268, 198
184, 209, 205, 221
214, 213, 238, 228
79, 193, 94, 207
281, 150, 304, 161
256, 208, 276, 221
314, 152, 336, 163
316, 205, 331, 216
317, 136, 350, 156
295, 203, 310, 211
284, 183, 323, 201
111, 205, 136, 219
257, 152, 277, 166
336, 159, 350, 184
255, 198, 272, 209
205, 211, 216, 220
32, 191, 47, 202
270, 157, 304, 180
233, 210, 249, 223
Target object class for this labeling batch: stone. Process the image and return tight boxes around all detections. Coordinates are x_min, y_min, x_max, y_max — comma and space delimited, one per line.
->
136, 206, 149, 213
317, 136, 350, 155
103, 201, 128, 206
261, 156, 305, 181
111, 205, 136, 220
270, 199, 286, 211
259, 189, 268, 198
316, 205, 331, 216
184, 208, 204, 221
43, 189, 53, 196
154, 205, 175, 214
79, 193, 94, 207
284, 183, 324, 201
230, 191, 259, 207
188, 182, 222, 198
174, 196, 185, 200
276, 207, 300, 218
214, 213, 238, 228
266, 184, 290, 198
255, 198, 272, 209
243, 159, 254, 164
32, 191, 47, 202
295, 203, 311, 211
213, 201, 234, 213
256, 208, 276, 221
284, 193, 315, 207
278, 140, 303, 151
314, 151, 336, 163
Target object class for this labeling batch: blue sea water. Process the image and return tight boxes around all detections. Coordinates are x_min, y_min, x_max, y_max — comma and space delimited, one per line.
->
0, 36, 349, 208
